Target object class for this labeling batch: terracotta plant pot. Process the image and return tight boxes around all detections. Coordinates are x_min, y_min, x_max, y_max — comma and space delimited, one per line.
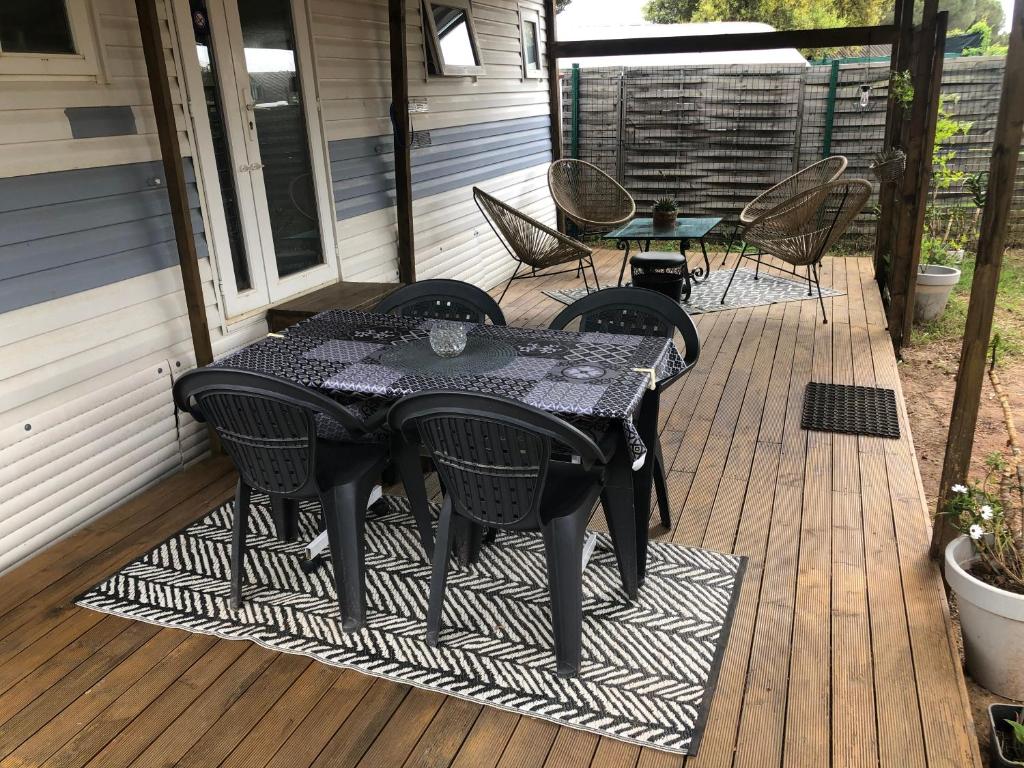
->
945, 536, 1024, 700
652, 210, 677, 228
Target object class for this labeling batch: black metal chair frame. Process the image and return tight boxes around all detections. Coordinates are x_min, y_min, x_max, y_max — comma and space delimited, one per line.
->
389, 391, 622, 677
374, 277, 507, 325
549, 287, 701, 531
173, 369, 432, 632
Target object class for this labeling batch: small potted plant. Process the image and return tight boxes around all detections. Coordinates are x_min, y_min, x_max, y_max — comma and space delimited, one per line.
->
652, 198, 678, 228
941, 458, 1024, 700
990, 704, 1024, 767
914, 235, 963, 323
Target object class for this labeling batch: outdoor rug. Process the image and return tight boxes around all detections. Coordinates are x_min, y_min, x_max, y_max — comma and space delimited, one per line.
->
543, 267, 844, 315
77, 494, 747, 755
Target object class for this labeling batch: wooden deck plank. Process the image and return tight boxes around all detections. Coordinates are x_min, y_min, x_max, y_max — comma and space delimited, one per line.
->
0, 250, 982, 768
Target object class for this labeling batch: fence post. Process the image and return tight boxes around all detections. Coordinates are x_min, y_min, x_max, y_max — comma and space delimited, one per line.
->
616, 71, 627, 184
571, 63, 581, 160
822, 59, 841, 157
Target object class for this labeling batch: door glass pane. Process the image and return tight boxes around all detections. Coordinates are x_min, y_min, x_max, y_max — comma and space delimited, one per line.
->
431, 5, 478, 67
236, 0, 324, 278
0, 0, 75, 54
191, 0, 251, 291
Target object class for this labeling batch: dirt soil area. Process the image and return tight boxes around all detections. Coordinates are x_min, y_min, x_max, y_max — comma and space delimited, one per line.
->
899, 339, 1024, 758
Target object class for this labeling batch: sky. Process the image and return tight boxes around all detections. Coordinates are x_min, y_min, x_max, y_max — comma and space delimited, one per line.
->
1001, 0, 1014, 32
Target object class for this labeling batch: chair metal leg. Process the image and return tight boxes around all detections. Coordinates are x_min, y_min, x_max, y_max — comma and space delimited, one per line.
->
231, 480, 251, 610
654, 441, 671, 529
720, 243, 747, 305
580, 258, 590, 293
589, 255, 601, 290
813, 262, 828, 324
320, 481, 370, 632
497, 262, 522, 304
541, 510, 587, 678
753, 251, 762, 280
721, 223, 740, 267
426, 498, 457, 647
807, 265, 814, 296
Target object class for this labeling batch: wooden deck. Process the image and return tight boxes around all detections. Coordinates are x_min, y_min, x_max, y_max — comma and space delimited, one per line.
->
0, 250, 981, 768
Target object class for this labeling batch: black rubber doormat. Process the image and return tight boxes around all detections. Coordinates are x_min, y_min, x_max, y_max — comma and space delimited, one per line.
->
801, 382, 900, 439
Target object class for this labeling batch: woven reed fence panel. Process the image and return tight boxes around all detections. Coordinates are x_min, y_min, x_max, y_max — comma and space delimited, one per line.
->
562, 55, 1024, 246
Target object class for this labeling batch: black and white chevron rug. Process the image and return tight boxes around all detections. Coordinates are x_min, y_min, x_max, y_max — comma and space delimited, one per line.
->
544, 267, 844, 315
76, 495, 746, 754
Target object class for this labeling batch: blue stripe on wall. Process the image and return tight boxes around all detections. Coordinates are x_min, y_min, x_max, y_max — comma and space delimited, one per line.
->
330, 115, 553, 221
0, 160, 207, 314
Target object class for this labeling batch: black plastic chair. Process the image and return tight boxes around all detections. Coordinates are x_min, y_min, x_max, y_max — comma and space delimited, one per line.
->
549, 287, 701, 529
375, 278, 507, 325
173, 369, 429, 632
389, 392, 614, 677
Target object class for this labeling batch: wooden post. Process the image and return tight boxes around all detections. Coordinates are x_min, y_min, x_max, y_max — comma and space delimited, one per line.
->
931, 0, 1024, 558
543, 0, 565, 232
873, 0, 913, 285
885, 7, 948, 350
544, 0, 562, 161
135, 0, 213, 369
388, 0, 416, 283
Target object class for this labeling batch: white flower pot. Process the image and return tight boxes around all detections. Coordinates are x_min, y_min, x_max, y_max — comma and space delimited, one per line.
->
945, 535, 1024, 700
914, 264, 961, 324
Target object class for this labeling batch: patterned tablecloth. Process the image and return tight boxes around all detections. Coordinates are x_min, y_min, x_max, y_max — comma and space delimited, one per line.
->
216, 309, 685, 468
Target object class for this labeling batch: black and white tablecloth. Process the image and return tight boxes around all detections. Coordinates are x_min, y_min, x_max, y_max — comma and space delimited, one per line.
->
216, 310, 685, 468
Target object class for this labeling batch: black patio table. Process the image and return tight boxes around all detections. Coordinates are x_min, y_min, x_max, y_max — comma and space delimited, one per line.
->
607, 216, 723, 300
214, 309, 685, 591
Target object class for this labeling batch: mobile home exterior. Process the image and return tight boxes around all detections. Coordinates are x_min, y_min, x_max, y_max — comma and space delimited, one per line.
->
0, 0, 556, 572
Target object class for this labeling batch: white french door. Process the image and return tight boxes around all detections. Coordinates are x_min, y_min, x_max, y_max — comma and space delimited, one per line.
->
175, 0, 338, 317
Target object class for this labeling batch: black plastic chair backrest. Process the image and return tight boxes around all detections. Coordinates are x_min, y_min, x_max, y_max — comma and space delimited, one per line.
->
548, 287, 700, 384
389, 392, 606, 528
375, 279, 507, 325
173, 369, 370, 497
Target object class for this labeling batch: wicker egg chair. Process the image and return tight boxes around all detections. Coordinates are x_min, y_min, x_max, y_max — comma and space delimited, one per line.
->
474, 187, 598, 303
722, 156, 849, 265
547, 159, 636, 236
720, 179, 872, 324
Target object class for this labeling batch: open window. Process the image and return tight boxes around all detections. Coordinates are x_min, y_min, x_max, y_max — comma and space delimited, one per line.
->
518, 6, 542, 79
422, 0, 485, 77
0, 0, 102, 79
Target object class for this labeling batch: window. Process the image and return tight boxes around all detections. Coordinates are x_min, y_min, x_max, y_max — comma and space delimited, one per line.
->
0, 0, 101, 79
519, 6, 541, 78
422, 0, 484, 77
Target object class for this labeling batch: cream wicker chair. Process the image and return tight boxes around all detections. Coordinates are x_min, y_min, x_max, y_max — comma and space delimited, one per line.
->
720, 179, 872, 324
722, 156, 849, 265
474, 187, 599, 303
547, 159, 636, 236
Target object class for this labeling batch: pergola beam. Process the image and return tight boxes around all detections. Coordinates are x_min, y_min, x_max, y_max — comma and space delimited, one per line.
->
552, 24, 897, 59
389, 0, 416, 283
931, 0, 1024, 557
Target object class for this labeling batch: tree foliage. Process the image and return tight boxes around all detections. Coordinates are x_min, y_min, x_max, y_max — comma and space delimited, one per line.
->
642, 0, 1005, 32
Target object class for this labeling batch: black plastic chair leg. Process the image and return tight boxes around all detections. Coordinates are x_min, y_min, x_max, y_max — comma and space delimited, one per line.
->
600, 482, 639, 601
320, 482, 370, 632
392, 437, 435, 560
541, 511, 587, 678
231, 480, 251, 610
654, 442, 671, 529
426, 498, 457, 646
270, 496, 299, 542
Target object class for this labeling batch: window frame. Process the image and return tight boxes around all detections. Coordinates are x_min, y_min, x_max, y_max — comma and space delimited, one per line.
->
422, 0, 485, 78
0, 1, 103, 80
518, 6, 542, 79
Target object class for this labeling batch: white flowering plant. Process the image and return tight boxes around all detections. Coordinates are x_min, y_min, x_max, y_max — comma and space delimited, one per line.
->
942, 463, 1024, 594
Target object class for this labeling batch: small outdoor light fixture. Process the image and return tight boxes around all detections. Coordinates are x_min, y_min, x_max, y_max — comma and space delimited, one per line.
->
859, 84, 872, 109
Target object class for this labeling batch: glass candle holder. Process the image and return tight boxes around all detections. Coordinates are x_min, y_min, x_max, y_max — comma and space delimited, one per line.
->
428, 320, 468, 358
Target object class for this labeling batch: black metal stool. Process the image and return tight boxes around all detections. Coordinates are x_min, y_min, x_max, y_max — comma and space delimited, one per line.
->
629, 252, 685, 302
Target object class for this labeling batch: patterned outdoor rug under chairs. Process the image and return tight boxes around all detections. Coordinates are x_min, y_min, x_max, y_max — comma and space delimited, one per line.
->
544, 267, 844, 315
77, 494, 746, 755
